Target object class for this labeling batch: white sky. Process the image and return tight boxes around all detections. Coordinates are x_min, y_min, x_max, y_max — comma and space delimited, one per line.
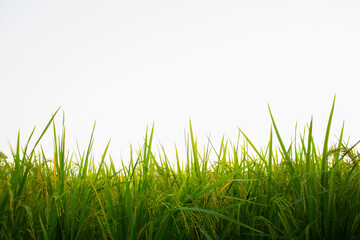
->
1, 0, 360, 166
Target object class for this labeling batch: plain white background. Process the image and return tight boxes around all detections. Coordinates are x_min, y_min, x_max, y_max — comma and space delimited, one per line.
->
1, 0, 359, 166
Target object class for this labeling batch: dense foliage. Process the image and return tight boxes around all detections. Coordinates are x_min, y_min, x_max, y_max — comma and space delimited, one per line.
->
1, 100, 360, 239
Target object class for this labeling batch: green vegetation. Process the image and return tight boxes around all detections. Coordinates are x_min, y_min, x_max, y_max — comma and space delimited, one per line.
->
1, 99, 360, 239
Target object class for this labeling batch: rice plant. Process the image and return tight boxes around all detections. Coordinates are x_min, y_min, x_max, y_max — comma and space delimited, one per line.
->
0, 98, 359, 239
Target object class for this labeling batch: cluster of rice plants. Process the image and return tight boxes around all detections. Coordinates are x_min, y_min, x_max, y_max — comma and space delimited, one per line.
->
1, 99, 360, 239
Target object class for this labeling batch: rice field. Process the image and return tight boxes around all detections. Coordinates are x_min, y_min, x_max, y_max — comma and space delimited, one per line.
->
1, 98, 359, 239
